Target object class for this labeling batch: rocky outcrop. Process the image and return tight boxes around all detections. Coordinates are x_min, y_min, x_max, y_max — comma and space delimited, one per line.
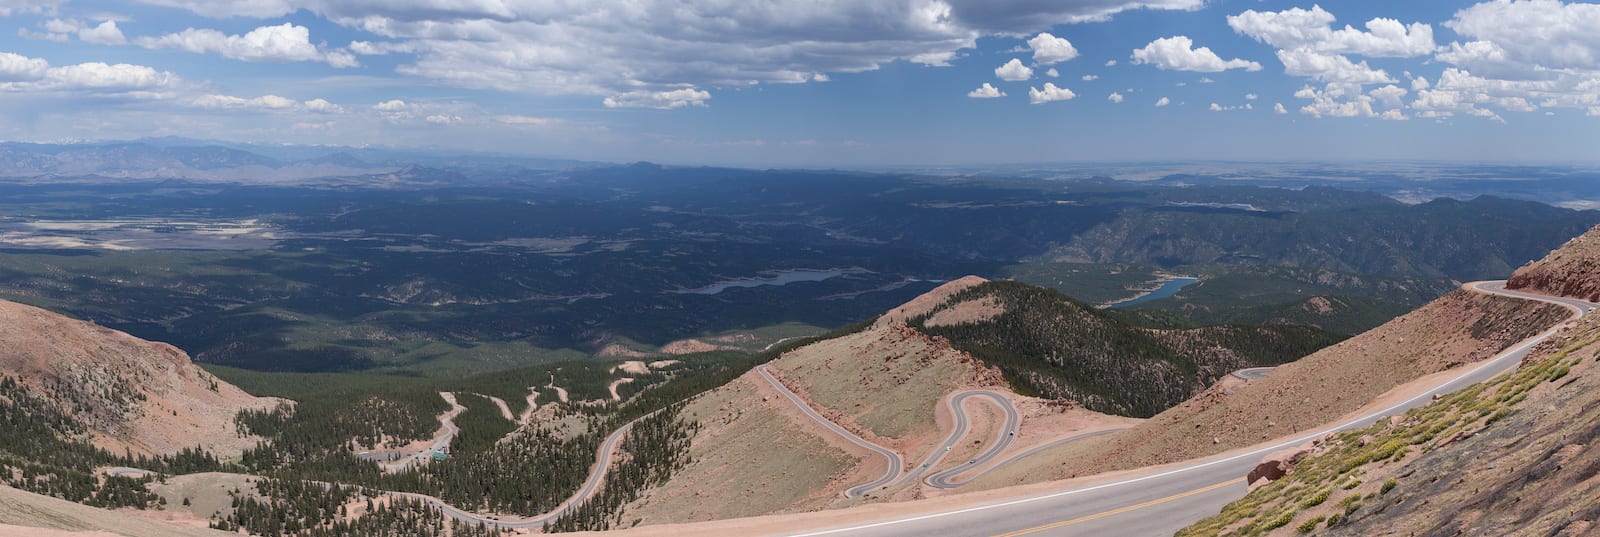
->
1508, 224, 1600, 301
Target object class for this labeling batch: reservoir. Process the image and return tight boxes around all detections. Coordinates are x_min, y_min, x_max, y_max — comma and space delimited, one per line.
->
670, 268, 869, 295
1109, 276, 1198, 309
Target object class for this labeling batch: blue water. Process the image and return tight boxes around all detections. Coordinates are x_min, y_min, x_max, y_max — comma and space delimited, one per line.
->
1110, 277, 1198, 308
670, 268, 868, 295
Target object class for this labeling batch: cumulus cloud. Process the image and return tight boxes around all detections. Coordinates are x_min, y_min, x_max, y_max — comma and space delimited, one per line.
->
21, 18, 126, 45
1209, 102, 1253, 111
1027, 83, 1075, 104
1369, 84, 1407, 108
1107, 91, 1123, 103
1276, 48, 1394, 88
1227, 5, 1435, 58
303, 98, 343, 113
1082, 74, 1098, 81
1245, 93, 1258, 100
0, 52, 51, 82
136, 0, 1205, 99
603, 88, 711, 109
1155, 96, 1170, 107
1105, 60, 1117, 67
995, 58, 1033, 81
967, 82, 1005, 98
1045, 68, 1059, 78
0, 53, 180, 97
1027, 32, 1079, 65
137, 23, 356, 68
1274, 102, 1287, 114
1131, 36, 1262, 72
0, 0, 63, 17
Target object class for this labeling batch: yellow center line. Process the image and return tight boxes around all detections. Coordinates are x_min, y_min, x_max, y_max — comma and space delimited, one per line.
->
992, 477, 1247, 537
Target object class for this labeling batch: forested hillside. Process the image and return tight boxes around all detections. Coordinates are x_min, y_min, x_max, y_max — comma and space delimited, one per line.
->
911, 281, 1344, 417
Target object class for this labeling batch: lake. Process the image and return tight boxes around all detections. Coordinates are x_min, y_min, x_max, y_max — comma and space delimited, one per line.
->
669, 268, 870, 295
1109, 276, 1198, 309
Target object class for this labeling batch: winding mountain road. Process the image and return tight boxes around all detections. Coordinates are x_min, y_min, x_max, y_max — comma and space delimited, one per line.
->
771, 281, 1597, 537
756, 365, 904, 497
910, 391, 1017, 488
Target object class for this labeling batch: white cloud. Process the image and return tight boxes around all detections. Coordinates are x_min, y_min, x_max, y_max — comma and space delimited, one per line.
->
137, 0, 1204, 99
1276, 48, 1394, 88
0, 52, 51, 81
1027, 83, 1075, 104
995, 58, 1033, 81
79, 20, 127, 45
1131, 36, 1262, 72
1274, 102, 1287, 114
494, 115, 559, 126
967, 82, 1005, 98
1411, 76, 1430, 91
1245, 93, 1258, 100
1210, 102, 1253, 111
192, 94, 297, 109
1369, 84, 1407, 108
1081, 74, 1097, 81
603, 88, 712, 109
1227, 5, 1435, 58
1200, 77, 1214, 83
1107, 91, 1123, 103
1293, 85, 1376, 118
424, 114, 461, 125
1155, 96, 1170, 107
1379, 109, 1409, 121
1027, 32, 1079, 65
1442, 0, 1600, 77
0, 55, 181, 96
1045, 68, 1059, 78
303, 98, 343, 113
136, 23, 356, 68
1104, 60, 1117, 67
372, 99, 409, 111
0, 0, 63, 17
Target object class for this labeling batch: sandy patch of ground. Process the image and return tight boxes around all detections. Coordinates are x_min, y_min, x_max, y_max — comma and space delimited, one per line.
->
608, 378, 635, 401
659, 339, 736, 354
923, 296, 1005, 328
873, 276, 988, 328
481, 394, 515, 422
611, 360, 651, 375
648, 360, 681, 369
548, 385, 569, 403
968, 286, 1569, 490
0, 486, 233, 537
147, 472, 261, 525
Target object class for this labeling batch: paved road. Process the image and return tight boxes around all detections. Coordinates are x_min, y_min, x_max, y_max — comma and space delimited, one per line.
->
776, 281, 1596, 537
927, 427, 1129, 490
359, 392, 464, 471
913, 391, 1018, 489
1229, 367, 1275, 381
756, 365, 904, 497
393, 416, 639, 529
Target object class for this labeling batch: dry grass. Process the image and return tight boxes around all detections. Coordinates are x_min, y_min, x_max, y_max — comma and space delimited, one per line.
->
615, 375, 857, 526
0, 486, 233, 537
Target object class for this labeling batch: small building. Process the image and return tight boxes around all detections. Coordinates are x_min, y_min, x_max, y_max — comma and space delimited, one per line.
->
431, 451, 448, 461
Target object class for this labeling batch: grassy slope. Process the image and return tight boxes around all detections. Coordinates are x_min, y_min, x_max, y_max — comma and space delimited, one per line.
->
0, 485, 233, 537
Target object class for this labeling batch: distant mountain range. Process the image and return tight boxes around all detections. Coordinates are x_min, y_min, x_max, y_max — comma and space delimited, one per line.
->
0, 139, 596, 183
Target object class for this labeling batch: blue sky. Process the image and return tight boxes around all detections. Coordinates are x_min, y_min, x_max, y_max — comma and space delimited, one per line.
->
1, 0, 1598, 166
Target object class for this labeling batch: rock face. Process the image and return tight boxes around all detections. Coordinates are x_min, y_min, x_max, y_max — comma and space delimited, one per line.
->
1508, 224, 1600, 301
0, 299, 277, 456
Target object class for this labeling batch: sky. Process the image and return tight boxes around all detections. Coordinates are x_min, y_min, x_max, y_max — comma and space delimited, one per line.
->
1, 0, 1599, 166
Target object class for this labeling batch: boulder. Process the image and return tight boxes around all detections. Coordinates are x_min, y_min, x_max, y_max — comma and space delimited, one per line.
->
1247, 442, 1316, 489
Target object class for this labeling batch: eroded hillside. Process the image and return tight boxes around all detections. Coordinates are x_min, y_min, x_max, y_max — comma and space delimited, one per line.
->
1508, 223, 1600, 301
0, 299, 276, 456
